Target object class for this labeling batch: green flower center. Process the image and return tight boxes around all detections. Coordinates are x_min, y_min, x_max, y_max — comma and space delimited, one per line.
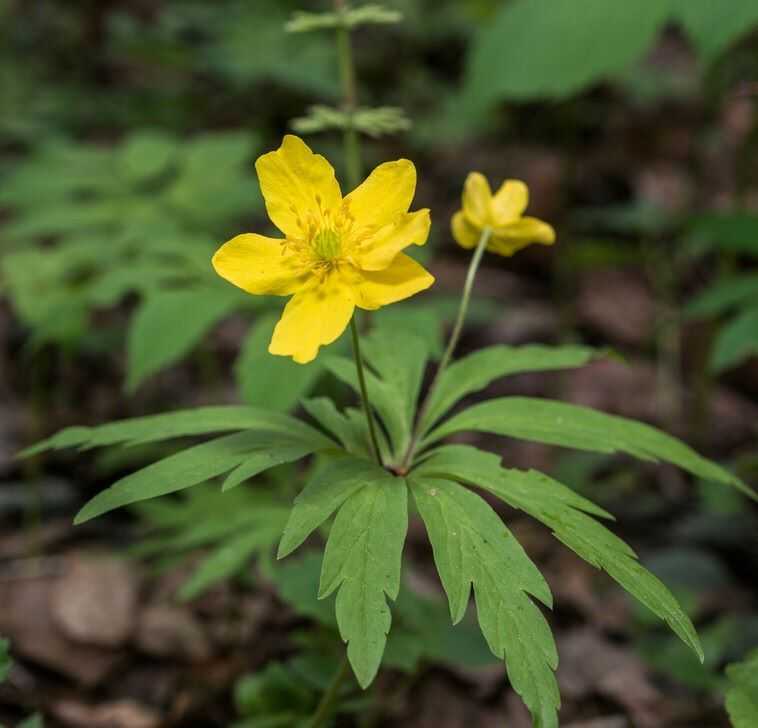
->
312, 228, 341, 260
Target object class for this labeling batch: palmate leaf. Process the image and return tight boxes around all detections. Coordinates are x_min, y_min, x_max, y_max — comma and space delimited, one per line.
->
319, 476, 407, 688
426, 397, 753, 499
414, 445, 703, 662
74, 430, 310, 523
277, 455, 407, 687
22, 406, 334, 523
278, 456, 394, 559
221, 444, 320, 492
408, 476, 559, 728
21, 405, 332, 457
419, 344, 599, 434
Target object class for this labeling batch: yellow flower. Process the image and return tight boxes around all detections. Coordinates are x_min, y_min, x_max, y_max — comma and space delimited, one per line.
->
451, 172, 555, 257
212, 135, 434, 363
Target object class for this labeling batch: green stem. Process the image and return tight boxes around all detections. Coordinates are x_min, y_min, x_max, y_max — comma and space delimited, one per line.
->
335, 0, 361, 188
400, 226, 492, 470
350, 317, 382, 465
307, 654, 350, 728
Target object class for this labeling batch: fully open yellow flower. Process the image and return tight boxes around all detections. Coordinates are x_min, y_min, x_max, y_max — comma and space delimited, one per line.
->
213, 135, 434, 363
451, 172, 555, 257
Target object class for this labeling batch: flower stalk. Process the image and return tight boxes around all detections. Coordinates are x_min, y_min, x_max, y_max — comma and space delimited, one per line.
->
400, 226, 492, 470
350, 317, 383, 465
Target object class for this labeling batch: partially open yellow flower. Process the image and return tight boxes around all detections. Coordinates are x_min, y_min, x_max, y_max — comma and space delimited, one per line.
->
213, 135, 434, 363
451, 172, 555, 257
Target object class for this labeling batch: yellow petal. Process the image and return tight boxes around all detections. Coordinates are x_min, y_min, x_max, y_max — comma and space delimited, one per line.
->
491, 179, 528, 223
269, 275, 355, 363
488, 217, 556, 257
451, 210, 480, 249
344, 159, 416, 230
212, 233, 308, 295
462, 172, 492, 227
358, 209, 431, 271
255, 135, 342, 238
353, 254, 434, 310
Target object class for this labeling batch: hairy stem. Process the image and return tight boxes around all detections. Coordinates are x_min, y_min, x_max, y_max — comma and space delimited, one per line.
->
351, 317, 383, 465
400, 226, 492, 470
335, 0, 362, 188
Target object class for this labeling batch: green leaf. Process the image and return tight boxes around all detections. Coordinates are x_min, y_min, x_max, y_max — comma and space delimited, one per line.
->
686, 275, 758, 317
0, 638, 10, 683
130, 485, 290, 599
17, 715, 43, 728
74, 430, 304, 523
420, 345, 599, 434
236, 313, 325, 412
427, 396, 753, 499
178, 516, 287, 601
670, 0, 758, 61
278, 455, 393, 559
726, 649, 758, 728
373, 302, 448, 358
270, 551, 337, 628
710, 307, 758, 373
126, 287, 239, 392
21, 405, 330, 457
319, 474, 407, 688
302, 398, 369, 456
324, 327, 429, 458
168, 131, 262, 228
222, 443, 321, 492
208, 0, 338, 96
272, 552, 497, 673
117, 130, 178, 185
390, 584, 497, 670
409, 476, 558, 728
416, 445, 704, 662
460, 0, 667, 116
685, 213, 758, 256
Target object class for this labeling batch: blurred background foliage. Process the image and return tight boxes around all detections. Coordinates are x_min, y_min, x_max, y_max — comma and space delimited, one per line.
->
3, 1, 758, 725
3, 0, 758, 400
